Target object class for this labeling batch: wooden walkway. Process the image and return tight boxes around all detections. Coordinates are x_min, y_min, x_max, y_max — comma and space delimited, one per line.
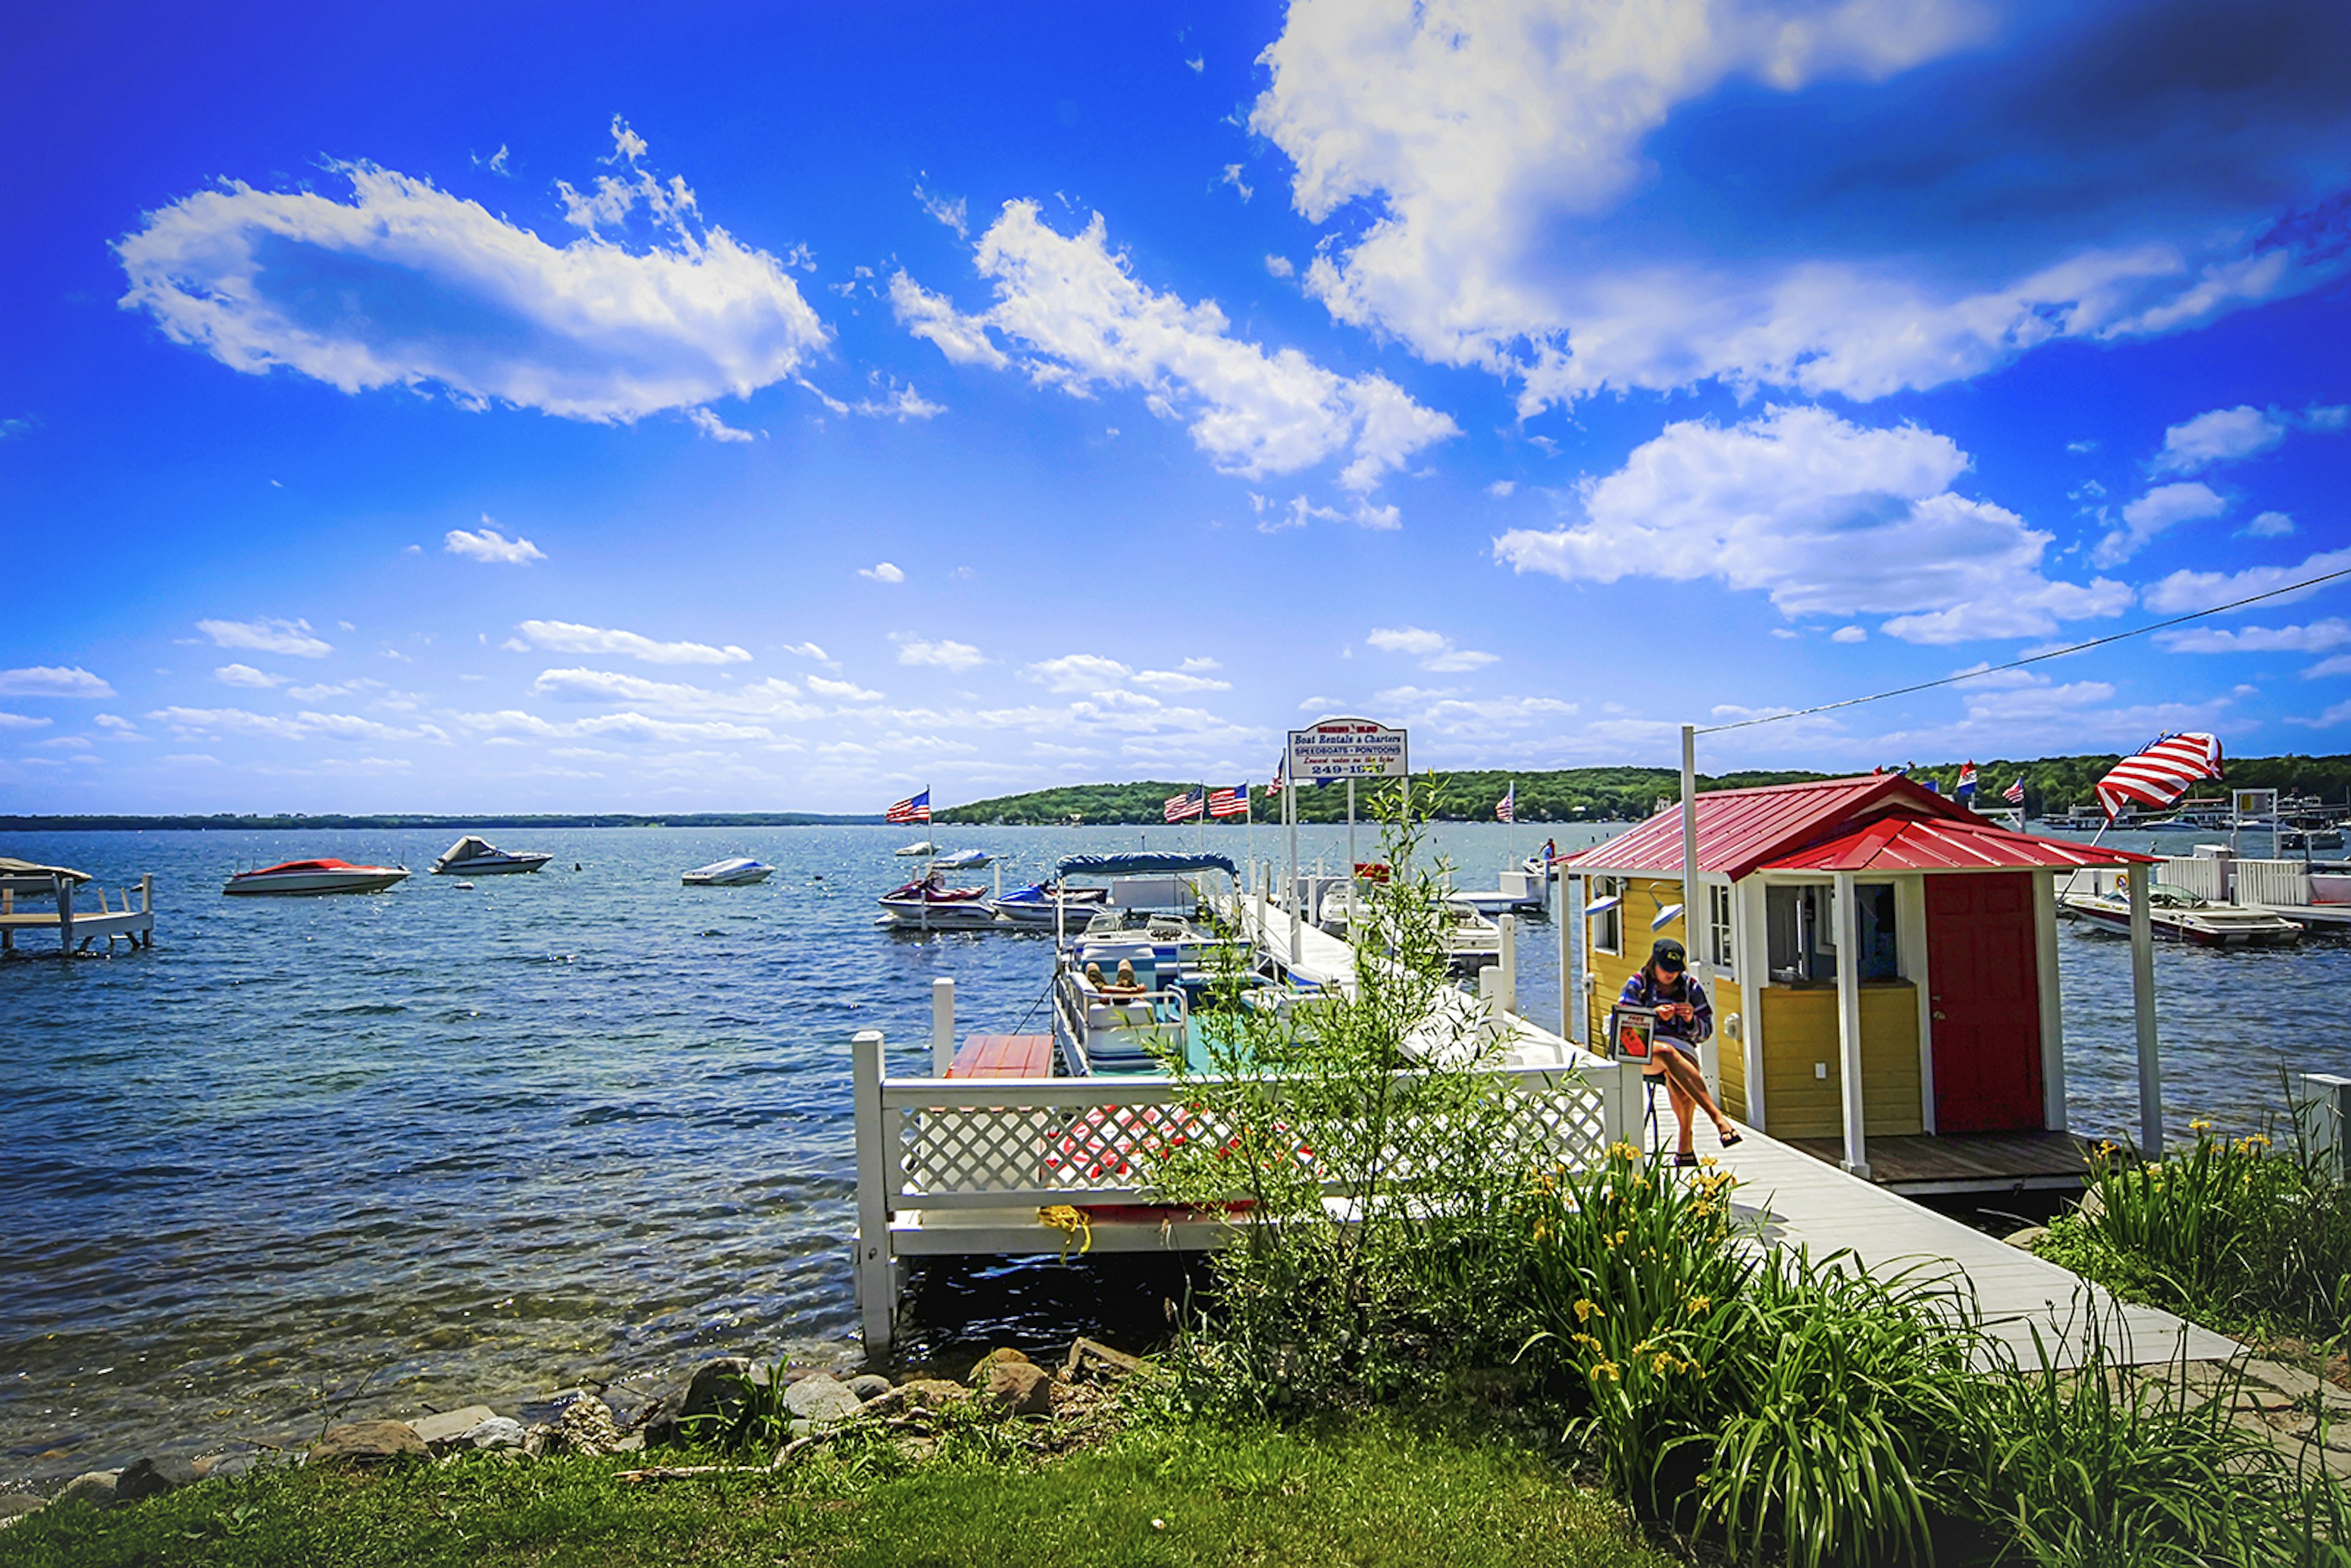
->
1783, 1130, 2092, 1195
946, 1033, 1053, 1079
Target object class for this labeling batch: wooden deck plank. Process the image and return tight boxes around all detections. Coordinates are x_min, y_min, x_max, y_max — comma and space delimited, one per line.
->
946, 1033, 1053, 1080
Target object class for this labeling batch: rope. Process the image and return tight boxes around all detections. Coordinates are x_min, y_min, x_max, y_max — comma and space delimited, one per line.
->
1036, 1204, 1092, 1261
1695, 566, 2351, 735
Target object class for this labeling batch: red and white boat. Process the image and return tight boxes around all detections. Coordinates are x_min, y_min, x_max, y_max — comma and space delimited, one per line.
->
876, 871, 996, 929
223, 858, 410, 896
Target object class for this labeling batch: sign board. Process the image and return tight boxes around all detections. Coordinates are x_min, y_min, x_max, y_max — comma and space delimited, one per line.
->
1286, 718, 1408, 781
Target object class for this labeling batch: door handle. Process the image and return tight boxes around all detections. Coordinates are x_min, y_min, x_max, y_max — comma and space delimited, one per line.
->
1932, 1010, 1946, 1020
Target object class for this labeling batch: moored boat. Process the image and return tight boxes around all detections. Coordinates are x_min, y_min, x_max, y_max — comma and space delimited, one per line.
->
877, 872, 997, 928
431, 836, 553, 876
2059, 883, 2301, 946
683, 857, 774, 887
932, 847, 992, 870
223, 859, 410, 896
988, 881, 1109, 927
893, 839, 940, 857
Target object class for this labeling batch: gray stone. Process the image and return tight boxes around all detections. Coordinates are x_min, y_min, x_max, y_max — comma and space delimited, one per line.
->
411, 1405, 498, 1452
2002, 1226, 2048, 1250
981, 1359, 1054, 1417
555, 1395, 623, 1456
309, 1419, 429, 1468
195, 1453, 256, 1482
781, 1373, 862, 1427
116, 1455, 201, 1502
53, 1472, 118, 1509
458, 1416, 527, 1452
968, 1347, 1032, 1386
1063, 1338, 1147, 1381
847, 1375, 893, 1402
0, 1493, 42, 1521
861, 1378, 967, 1419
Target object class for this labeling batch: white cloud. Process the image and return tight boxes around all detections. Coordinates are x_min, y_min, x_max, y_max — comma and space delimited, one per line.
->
1221, 164, 1254, 202
800, 374, 945, 421
1021, 653, 1235, 696
892, 201, 1457, 493
198, 617, 332, 658
2303, 656, 2351, 681
2152, 405, 2287, 474
2159, 618, 2351, 659
915, 183, 969, 238
527, 667, 823, 721
860, 562, 907, 583
444, 519, 548, 563
2244, 511, 2295, 538
1486, 479, 1517, 498
1493, 405, 2131, 644
2143, 546, 2351, 615
511, 620, 751, 665
0, 711, 50, 730
93, 714, 143, 737
1131, 667, 1234, 694
1831, 625, 1867, 643
896, 636, 984, 671
806, 674, 884, 702
116, 119, 828, 423
686, 407, 756, 443
149, 705, 435, 744
2290, 700, 2351, 729
2091, 480, 2228, 566
1247, 1, 2345, 412
215, 662, 283, 688
779, 641, 834, 666
1265, 255, 1295, 280
0, 666, 116, 697
1366, 625, 1499, 673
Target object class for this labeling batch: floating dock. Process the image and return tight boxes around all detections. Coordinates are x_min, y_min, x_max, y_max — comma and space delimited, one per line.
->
0, 868, 153, 954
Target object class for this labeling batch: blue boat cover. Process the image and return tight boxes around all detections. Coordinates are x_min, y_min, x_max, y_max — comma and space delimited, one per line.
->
1055, 852, 1238, 878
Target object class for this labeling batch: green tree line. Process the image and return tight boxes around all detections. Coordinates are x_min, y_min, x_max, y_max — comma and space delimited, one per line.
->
936, 753, 2351, 825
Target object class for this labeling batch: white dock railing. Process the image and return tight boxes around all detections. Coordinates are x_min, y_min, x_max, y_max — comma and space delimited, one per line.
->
2233, 860, 2311, 909
850, 1028, 1635, 1349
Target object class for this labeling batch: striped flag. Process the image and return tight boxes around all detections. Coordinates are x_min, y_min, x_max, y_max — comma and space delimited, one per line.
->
1266, 761, 1283, 795
2095, 732, 2224, 819
1164, 787, 1205, 823
2003, 775, 2027, 806
1496, 782, 1515, 823
1207, 783, 1250, 818
1956, 760, 1978, 800
884, 788, 931, 825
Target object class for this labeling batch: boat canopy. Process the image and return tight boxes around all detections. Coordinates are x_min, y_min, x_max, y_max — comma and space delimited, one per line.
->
1054, 852, 1238, 879
440, 836, 497, 861
0, 857, 92, 884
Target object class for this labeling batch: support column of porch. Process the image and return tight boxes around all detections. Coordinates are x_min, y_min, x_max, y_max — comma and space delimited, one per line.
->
1833, 870, 1869, 1179
2128, 861, 2163, 1157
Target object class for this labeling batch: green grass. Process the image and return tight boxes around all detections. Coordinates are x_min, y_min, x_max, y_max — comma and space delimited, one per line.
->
0, 1417, 1671, 1568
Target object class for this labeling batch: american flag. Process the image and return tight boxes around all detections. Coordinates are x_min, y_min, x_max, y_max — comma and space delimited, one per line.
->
2003, 775, 2027, 805
1164, 787, 1205, 822
1496, 782, 1515, 823
1207, 783, 1249, 818
1265, 761, 1283, 795
1956, 760, 1978, 800
884, 789, 931, 825
2095, 732, 2224, 819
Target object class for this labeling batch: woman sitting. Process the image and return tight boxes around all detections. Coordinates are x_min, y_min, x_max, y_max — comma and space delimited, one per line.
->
1619, 937, 1742, 1167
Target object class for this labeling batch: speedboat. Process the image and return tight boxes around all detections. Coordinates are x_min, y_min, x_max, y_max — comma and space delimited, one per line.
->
223, 859, 409, 896
1439, 900, 1504, 969
431, 836, 553, 876
877, 872, 997, 929
988, 882, 1109, 927
932, 847, 992, 870
683, 857, 773, 887
893, 839, 940, 857
2059, 884, 2301, 947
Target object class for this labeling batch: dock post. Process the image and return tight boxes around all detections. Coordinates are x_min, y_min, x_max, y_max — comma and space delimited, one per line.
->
1477, 965, 1505, 1048
931, 978, 955, 1076
2291, 1073, 2351, 1182
2127, 862, 2163, 1157
139, 873, 153, 947
1832, 871, 1869, 1179
55, 874, 73, 958
1497, 913, 1517, 1018
852, 1029, 895, 1354
1561, 874, 1583, 1045
1598, 1056, 1639, 1151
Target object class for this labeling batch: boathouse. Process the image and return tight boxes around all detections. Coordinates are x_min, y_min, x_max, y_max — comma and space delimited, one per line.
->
1562, 775, 2156, 1191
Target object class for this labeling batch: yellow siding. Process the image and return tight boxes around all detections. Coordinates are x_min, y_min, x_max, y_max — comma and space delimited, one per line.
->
1757, 982, 1922, 1139
1584, 876, 1745, 1116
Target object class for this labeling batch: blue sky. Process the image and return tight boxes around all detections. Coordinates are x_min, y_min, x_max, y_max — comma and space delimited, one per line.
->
3, 0, 2347, 813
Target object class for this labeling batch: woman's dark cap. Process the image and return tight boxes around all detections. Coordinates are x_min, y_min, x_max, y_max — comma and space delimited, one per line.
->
1651, 937, 1687, 972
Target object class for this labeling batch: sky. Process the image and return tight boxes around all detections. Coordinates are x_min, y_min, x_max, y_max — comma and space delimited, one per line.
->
2, 0, 2347, 814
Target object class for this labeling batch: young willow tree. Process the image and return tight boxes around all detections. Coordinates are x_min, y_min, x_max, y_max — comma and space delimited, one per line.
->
1149, 779, 1551, 1410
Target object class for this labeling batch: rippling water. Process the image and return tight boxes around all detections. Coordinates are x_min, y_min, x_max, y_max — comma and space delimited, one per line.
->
3, 821, 2343, 1480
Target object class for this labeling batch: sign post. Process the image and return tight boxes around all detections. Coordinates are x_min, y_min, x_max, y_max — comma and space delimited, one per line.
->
1284, 718, 1409, 966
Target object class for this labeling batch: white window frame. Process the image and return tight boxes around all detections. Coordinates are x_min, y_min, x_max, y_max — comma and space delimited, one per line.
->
1708, 881, 1735, 975
1591, 874, 1624, 955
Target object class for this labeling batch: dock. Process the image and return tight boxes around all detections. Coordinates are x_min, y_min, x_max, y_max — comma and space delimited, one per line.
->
0, 867, 154, 954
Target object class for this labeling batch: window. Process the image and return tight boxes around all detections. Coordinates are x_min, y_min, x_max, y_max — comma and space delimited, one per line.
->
1764, 882, 1899, 983
1708, 883, 1734, 975
1588, 874, 1623, 955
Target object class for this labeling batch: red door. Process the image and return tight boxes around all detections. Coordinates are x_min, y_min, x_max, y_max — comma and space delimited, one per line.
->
1924, 873, 2044, 1133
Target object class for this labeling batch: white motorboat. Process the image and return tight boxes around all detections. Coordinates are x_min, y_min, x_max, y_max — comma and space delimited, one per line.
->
431, 835, 553, 876
1440, 901, 1503, 969
932, 847, 992, 870
988, 882, 1109, 927
877, 872, 997, 929
893, 839, 940, 857
223, 858, 410, 896
683, 857, 774, 887
1443, 865, 1550, 915
2060, 884, 2301, 947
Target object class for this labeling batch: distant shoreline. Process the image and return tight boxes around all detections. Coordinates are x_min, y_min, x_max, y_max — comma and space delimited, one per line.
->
0, 812, 888, 832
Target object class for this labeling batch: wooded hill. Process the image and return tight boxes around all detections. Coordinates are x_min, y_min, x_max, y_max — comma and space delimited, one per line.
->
935, 754, 2351, 826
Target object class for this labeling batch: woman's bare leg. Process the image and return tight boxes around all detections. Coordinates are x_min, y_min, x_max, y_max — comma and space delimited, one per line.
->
1665, 1074, 1698, 1155
1659, 1050, 1734, 1138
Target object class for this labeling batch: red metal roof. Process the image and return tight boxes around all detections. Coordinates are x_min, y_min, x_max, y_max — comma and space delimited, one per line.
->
1764, 813, 2155, 873
1565, 774, 2153, 880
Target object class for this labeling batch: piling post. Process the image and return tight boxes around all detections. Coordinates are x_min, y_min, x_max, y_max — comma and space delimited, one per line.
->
1477, 965, 1505, 1049
2127, 861, 2163, 1157
55, 874, 73, 957
931, 977, 956, 1076
140, 873, 153, 947
1832, 870, 1869, 1179
1561, 874, 1583, 1045
852, 1029, 895, 1353
2292, 1073, 2351, 1183
1497, 913, 1517, 1017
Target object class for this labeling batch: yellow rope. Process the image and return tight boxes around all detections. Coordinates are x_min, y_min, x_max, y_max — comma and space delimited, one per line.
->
1036, 1204, 1092, 1261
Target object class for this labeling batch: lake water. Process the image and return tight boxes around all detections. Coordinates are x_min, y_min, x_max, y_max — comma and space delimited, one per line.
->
3, 820, 2343, 1481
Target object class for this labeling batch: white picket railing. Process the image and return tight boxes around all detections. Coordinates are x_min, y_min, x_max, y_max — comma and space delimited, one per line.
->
850, 1028, 1632, 1349
2158, 856, 2227, 901
2233, 860, 2311, 909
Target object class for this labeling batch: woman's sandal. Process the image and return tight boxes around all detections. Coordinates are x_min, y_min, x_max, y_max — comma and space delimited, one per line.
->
1672, 1151, 1701, 1168
1717, 1128, 1744, 1149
